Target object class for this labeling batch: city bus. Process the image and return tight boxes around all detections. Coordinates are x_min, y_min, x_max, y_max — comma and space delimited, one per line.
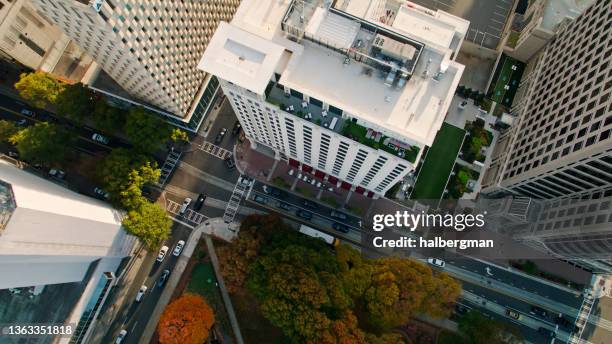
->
299, 224, 340, 247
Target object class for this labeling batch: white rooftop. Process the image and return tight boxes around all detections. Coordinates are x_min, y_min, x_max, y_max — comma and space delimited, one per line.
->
392, 5, 456, 50
540, 0, 595, 32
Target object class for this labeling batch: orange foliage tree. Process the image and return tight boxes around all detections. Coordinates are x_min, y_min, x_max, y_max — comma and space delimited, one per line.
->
157, 293, 215, 344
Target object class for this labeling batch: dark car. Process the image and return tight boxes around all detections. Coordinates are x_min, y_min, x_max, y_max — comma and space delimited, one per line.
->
231, 121, 242, 135
454, 304, 469, 315
530, 306, 548, 318
254, 195, 267, 204
279, 202, 291, 211
157, 269, 170, 288
297, 210, 313, 220
225, 157, 235, 169
330, 210, 347, 220
332, 222, 350, 233
538, 327, 555, 338
194, 193, 206, 211
263, 185, 284, 197
302, 199, 318, 209
214, 128, 227, 144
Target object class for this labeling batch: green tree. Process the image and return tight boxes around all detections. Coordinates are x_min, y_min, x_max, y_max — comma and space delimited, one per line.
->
55, 83, 95, 123
98, 148, 159, 208
15, 72, 63, 108
457, 311, 523, 344
9, 122, 75, 165
124, 107, 172, 153
171, 128, 189, 143
93, 101, 125, 133
0, 120, 18, 144
122, 202, 172, 249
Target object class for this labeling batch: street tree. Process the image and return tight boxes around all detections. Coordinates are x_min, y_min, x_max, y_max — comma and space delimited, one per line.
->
157, 293, 215, 344
14, 72, 63, 108
9, 122, 75, 165
217, 228, 263, 293
54, 83, 95, 123
93, 101, 124, 133
0, 120, 18, 143
171, 128, 189, 143
457, 311, 523, 344
123, 107, 172, 153
122, 201, 171, 249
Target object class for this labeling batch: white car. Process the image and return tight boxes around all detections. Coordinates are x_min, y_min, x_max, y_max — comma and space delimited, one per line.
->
92, 133, 110, 144
427, 258, 446, 268
135, 285, 147, 302
157, 246, 169, 262
288, 169, 295, 176
173, 240, 185, 256
297, 172, 302, 179
115, 329, 127, 344
20, 109, 35, 117
179, 197, 192, 214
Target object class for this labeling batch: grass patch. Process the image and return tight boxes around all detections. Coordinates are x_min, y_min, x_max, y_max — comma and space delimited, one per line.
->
187, 263, 231, 334
506, 30, 520, 48
411, 123, 465, 200
342, 121, 419, 163
273, 176, 291, 189
488, 54, 525, 107
230, 290, 288, 344
438, 330, 463, 344
321, 196, 339, 208
295, 187, 313, 198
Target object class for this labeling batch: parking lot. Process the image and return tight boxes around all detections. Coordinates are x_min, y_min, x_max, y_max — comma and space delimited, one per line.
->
409, 0, 514, 49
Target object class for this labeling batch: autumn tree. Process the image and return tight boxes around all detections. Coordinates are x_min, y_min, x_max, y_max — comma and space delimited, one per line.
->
123, 107, 173, 153
318, 311, 366, 344
0, 120, 18, 144
9, 122, 75, 165
15, 72, 63, 108
217, 228, 263, 293
54, 83, 95, 123
122, 202, 171, 249
157, 293, 215, 344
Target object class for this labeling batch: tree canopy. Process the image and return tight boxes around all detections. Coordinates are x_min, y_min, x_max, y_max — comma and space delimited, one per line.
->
157, 293, 215, 344
93, 101, 125, 133
122, 201, 171, 249
123, 107, 173, 153
15, 72, 63, 108
9, 122, 75, 165
54, 82, 95, 123
455, 311, 523, 344
0, 120, 18, 144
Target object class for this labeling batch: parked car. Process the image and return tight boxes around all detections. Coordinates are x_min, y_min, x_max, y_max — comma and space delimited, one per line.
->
263, 185, 283, 197
173, 240, 185, 256
302, 199, 318, 209
506, 309, 521, 320
454, 304, 470, 315
238, 176, 252, 186
194, 193, 206, 210
91, 133, 110, 144
7, 151, 19, 158
16, 118, 27, 126
48, 168, 66, 179
179, 197, 192, 214
530, 306, 548, 318
231, 121, 242, 135
538, 327, 555, 338
20, 109, 35, 117
225, 157, 235, 169
94, 187, 110, 200
156, 246, 169, 262
135, 285, 147, 302
427, 258, 446, 268
115, 329, 128, 344
157, 269, 170, 287
297, 210, 313, 220
214, 128, 227, 143
279, 202, 291, 211
288, 169, 295, 176
254, 195, 267, 204
332, 222, 350, 233
330, 211, 347, 220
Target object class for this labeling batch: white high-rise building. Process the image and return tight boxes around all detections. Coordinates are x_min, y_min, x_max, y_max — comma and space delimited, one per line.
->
0, 160, 137, 343
199, 0, 468, 196
30, 0, 240, 131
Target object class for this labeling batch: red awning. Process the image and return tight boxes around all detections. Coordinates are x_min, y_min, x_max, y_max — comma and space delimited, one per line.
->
366, 191, 374, 198
327, 176, 339, 184
314, 170, 326, 179
341, 182, 352, 190
355, 186, 365, 194
301, 164, 313, 173
289, 159, 300, 167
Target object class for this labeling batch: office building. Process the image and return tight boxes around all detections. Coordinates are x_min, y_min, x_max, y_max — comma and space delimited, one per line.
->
199, 0, 468, 196
0, 161, 137, 343
507, 0, 595, 61
30, 0, 240, 131
482, 0, 611, 199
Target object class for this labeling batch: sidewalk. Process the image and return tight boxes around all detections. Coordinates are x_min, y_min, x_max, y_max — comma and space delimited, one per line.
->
138, 218, 240, 344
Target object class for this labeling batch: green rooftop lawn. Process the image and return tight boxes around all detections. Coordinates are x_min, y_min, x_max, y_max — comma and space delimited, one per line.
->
410, 123, 465, 200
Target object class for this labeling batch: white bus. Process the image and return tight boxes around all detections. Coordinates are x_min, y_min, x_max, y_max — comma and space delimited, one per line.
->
299, 224, 339, 246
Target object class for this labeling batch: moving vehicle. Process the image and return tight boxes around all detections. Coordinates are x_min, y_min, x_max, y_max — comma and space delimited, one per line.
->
91, 133, 110, 144
93, 187, 110, 200
157, 269, 170, 287
254, 195, 267, 204
330, 210, 347, 220
157, 246, 169, 262
179, 197, 192, 214
173, 240, 185, 256
135, 285, 147, 302
263, 185, 283, 197
530, 306, 548, 318
16, 119, 27, 126
231, 121, 242, 135
194, 193, 206, 211
20, 109, 35, 117
214, 128, 227, 143
332, 222, 350, 233
115, 329, 127, 344
48, 168, 66, 179
299, 224, 339, 246
297, 210, 313, 220
302, 199, 318, 209
279, 202, 291, 211
225, 157, 235, 169
506, 309, 521, 320
427, 258, 446, 268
